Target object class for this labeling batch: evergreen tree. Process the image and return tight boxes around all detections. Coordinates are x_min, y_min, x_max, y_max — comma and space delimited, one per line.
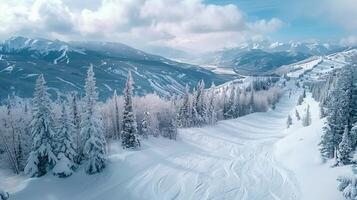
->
297, 94, 304, 105
207, 82, 217, 125
295, 109, 301, 121
195, 80, 207, 126
177, 84, 191, 128
53, 103, 77, 177
121, 71, 140, 149
191, 88, 200, 126
81, 66, 106, 174
24, 74, 57, 177
319, 104, 326, 119
320, 66, 356, 160
350, 123, 357, 153
337, 126, 353, 165
69, 92, 81, 163
223, 86, 235, 119
113, 90, 121, 140
140, 111, 150, 139
248, 88, 255, 113
302, 105, 312, 127
287, 115, 293, 128
233, 87, 241, 118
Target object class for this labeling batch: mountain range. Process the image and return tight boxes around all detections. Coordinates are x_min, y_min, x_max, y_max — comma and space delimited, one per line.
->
0, 36, 232, 100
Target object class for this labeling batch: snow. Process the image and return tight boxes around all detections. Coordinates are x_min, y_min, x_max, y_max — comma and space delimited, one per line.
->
0, 82, 351, 199
0, 65, 15, 73
1, 86, 299, 200
56, 77, 80, 89
287, 57, 322, 78
275, 93, 353, 200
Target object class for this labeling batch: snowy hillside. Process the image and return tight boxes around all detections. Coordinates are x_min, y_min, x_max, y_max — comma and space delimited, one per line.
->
0, 36, 231, 99
1, 86, 301, 200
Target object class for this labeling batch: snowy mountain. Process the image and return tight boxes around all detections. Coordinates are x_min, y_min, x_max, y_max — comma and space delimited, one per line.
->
0, 36, 231, 100
196, 41, 348, 75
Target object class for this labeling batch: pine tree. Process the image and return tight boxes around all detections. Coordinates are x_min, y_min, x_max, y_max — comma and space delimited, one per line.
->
121, 71, 140, 149
69, 92, 81, 163
207, 82, 217, 125
337, 126, 353, 165
287, 115, 292, 128
53, 103, 77, 177
177, 84, 191, 128
113, 90, 121, 140
194, 80, 207, 126
233, 87, 241, 118
248, 88, 255, 113
24, 74, 57, 177
297, 94, 304, 105
319, 104, 326, 119
295, 109, 301, 121
350, 123, 357, 153
81, 66, 106, 174
223, 86, 235, 119
302, 105, 312, 127
140, 111, 150, 139
320, 66, 355, 160
191, 88, 200, 126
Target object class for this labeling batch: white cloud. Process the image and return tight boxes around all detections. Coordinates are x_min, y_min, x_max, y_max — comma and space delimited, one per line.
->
0, 0, 284, 52
340, 36, 357, 46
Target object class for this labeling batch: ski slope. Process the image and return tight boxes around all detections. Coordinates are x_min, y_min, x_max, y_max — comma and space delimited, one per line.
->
275, 94, 353, 200
2, 88, 302, 200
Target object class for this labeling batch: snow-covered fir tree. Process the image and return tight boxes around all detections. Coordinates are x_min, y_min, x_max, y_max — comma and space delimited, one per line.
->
207, 82, 217, 125
337, 126, 353, 166
121, 71, 140, 149
24, 74, 57, 177
177, 84, 191, 128
194, 80, 207, 126
53, 103, 77, 177
248, 88, 255, 114
80, 66, 106, 174
68, 92, 81, 163
191, 88, 201, 126
302, 105, 312, 127
287, 115, 292, 128
113, 90, 121, 140
233, 87, 241, 118
297, 94, 304, 105
295, 109, 301, 121
140, 111, 150, 139
223, 86, 235, 119
337, 176, 357, 200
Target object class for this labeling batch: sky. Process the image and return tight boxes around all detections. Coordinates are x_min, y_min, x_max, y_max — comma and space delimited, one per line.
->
0, 0, 356, 52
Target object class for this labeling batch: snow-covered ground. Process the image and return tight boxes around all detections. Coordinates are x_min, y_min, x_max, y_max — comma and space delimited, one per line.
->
0, 84, 350, 200
275, 94, 353, 200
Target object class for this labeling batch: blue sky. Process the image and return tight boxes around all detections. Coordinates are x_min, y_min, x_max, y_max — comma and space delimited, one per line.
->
206, 0, 348, 42
0, 0, 356, 52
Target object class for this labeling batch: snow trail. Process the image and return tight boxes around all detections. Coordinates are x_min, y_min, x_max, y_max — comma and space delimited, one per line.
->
9, 90, 301, 200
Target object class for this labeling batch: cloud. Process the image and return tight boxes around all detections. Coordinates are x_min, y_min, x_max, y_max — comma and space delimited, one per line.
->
340, 36, 357, 46
0, 0, 284, 52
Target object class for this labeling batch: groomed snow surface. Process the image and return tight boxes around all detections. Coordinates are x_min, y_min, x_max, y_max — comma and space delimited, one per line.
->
0, 86, 350, 200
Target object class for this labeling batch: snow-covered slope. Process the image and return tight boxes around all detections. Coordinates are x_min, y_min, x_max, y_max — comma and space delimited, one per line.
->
275, 94, 353, 200
2, 86, 301, 200
274, 48, 357, 78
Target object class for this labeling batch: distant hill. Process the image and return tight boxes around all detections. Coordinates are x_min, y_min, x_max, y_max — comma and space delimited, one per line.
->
0, 36, 232, 100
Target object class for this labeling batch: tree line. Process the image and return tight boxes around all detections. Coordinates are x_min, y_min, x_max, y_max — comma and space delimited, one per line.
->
311, 63, 357, 200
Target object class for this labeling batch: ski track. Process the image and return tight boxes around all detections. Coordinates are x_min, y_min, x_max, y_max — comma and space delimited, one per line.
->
10, 90, 301, 200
